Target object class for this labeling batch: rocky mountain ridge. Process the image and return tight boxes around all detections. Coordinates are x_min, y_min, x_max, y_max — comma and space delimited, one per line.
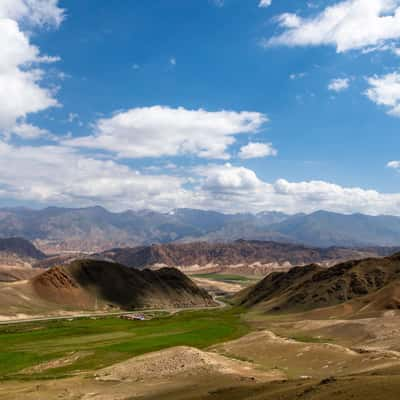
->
96, 240, 398, 275
1, 207, 400, 252
234, 252, 400, 315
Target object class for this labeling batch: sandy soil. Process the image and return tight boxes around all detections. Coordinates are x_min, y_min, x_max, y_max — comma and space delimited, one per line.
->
212, 329, 400, 380
97, 345, 283, 383
21, 351, 93, 374
256, 314, 400, 352
0, 265, 40, 282
175, 262, 291, 276
0, 346, 284, 400
150, 262, 291, 277
192, 277, 243, 294
0, 279, 63, 318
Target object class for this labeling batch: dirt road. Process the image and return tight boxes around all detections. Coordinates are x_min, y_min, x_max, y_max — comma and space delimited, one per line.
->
0, 298, 227, 325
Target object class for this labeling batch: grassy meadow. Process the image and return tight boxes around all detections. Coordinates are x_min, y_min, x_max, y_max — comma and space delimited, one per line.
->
0, 308, 248, 380
192, 273, 258, 284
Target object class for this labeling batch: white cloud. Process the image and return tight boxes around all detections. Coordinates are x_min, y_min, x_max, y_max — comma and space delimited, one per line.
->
0, 139, 189, 211
328, 77, 350, 92
388, 160, 400, 169
259, 0, 272, 8
267, 0, 400, 53
0, 146, 399, 215
197, 163, 263, 192
275, 13, 302, 29
239, 142, 277, 159
170, 57, 176, 66
64, 106, 268, 160
191, 164, 400, 215
0, 0, 64, 27
0, 0, 63, 132
365, 72, 400, 116
11, 123, 51, 139
290, 72, 306, 80
269, 178, 399, 214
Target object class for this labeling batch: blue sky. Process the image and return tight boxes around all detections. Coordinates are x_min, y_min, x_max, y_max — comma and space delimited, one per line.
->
1, 0, 400, 214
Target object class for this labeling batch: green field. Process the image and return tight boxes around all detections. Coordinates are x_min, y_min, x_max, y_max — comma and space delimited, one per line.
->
0, 308, 248, 381
192, 273, 258, 283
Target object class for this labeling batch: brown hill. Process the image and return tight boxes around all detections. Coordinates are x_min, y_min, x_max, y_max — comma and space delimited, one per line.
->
233, 252, 400, 314
0, 266, 41, 282
97, 240, 391, 276
32, 259, 214, 310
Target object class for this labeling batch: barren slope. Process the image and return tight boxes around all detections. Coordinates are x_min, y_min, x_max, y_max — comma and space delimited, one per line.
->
97, 240, 388, 276
0, 259, 214, 318
234, 252, 400, 314
32, 259, 214, 310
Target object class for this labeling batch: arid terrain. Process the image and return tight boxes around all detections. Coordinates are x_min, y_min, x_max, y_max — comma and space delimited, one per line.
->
2, 0, 400, 398
2, 238, 400, 319
1, 251, 400, 399
2, 303, 400, 399
96, 240, 399, 276
0, 259, 214, 320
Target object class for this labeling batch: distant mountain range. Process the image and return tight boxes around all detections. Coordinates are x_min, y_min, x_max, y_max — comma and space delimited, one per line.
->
1, 206, 400, 252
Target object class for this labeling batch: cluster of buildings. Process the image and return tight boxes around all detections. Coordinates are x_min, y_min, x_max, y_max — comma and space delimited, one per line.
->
120, 313, 146, 321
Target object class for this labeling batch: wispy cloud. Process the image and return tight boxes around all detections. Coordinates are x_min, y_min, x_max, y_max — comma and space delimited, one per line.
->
259, 0, 272, 8
328, 78, 350, 92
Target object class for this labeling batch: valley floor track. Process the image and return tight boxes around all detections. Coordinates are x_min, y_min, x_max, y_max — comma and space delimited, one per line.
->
0, 298, 226, 325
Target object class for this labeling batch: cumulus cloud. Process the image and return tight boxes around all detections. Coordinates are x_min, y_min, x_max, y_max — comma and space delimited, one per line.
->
387, 160, 400, 169
64, 106, 268, 160
267, 0, 400, 53
0, 0, 64, 26
0, 139, 189, 211
11, 123, 52, 139
196, 163, 263, 192
0, 0, 63, 132
328, 77, 350, 92
239, 142, 277, 159
0, 146, 399, 214
365, 72, 400, 116
269, 178, 400, 214
259, 0, 272, 8
191, 164, 400, 215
